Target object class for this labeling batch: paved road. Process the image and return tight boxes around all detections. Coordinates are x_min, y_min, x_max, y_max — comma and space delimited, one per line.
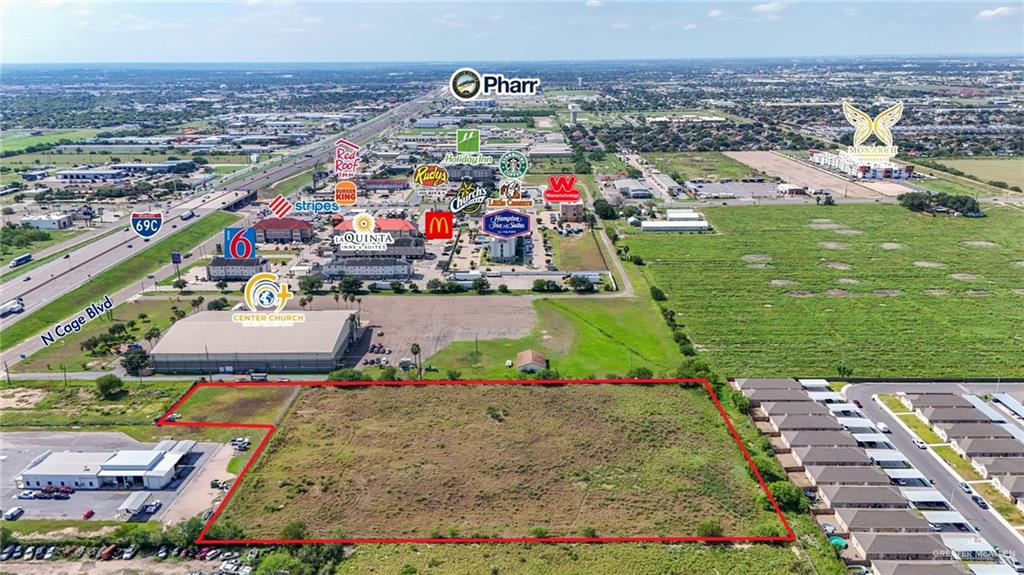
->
845, 382, 1024, 558
0, 91, 437, 368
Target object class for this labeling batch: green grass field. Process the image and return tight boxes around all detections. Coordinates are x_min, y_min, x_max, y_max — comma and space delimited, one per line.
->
914, 176, 983, 197
0, 211, 238, 351
0, 378, 192, 428
544, 228, 608, 272
0, 152, 261, 169
0, 228, 83, 260
0, 129, 101, 155
933, 446, 983, 481
938, 157, 1024, 189
428, 297, 681, 379
12, 298, 195, 373
617, 203, 1024, 377
645, 152, 765, 181
260, 169, 312, 200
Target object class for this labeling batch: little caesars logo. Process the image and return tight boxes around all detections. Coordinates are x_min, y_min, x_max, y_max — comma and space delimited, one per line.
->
487, 179, 533, 208
333, 213, 395, 251
233, 272, 304, 327
842, 101, 904, 163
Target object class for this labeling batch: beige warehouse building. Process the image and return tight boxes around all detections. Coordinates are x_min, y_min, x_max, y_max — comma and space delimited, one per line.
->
151, 310, 358, 374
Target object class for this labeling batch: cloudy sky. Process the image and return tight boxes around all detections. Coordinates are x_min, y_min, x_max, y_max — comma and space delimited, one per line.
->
3, 1, 1022, 63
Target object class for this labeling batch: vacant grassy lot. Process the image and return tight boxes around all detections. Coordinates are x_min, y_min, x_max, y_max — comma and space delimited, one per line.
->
543, 228, 608, 272
0, 211, 238, 351
0, 378, 191, 428
616, 203, 1024, 377
12, 298, 191, 373
260, 169, 312, 200
938, 157, 1024, 189
645, 152, 764, 181
428, 297, 680, 379
0, 227, 83, 260
178, 385, 295, 425
0, 151, 261, 169
219, 383, 779, 539
0, 128, 101, 154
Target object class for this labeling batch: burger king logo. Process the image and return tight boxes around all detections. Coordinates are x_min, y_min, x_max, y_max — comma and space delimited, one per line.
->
334, 181, 357, 206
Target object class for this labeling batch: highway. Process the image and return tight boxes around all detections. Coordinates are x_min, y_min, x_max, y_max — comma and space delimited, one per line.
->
845, 382, 1024, 559
0, 90, 439, 365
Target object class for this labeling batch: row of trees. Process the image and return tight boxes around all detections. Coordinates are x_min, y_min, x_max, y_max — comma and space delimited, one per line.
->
897, 191, 982, 215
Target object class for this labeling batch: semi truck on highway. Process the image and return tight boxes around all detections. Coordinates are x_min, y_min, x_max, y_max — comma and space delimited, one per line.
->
8, 254, 32, 268
1, 297, 26, 317
180, 210, 195, 221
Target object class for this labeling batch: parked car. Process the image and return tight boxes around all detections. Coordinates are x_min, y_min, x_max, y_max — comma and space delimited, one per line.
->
99, 544, 118, 560
58, 486, 75, 494
17, 490, 35, 499
122, 546, 137, 560
959, 481, 973, 494
1, 544, 15, 561
53, 492, 70, 500
206, 549, 221, 561
157, 545, 169, 560
12, 546, 24, 559
876, 422, 891, 433
210, 479, 221, 489
1003, 555, 1024, 573
44, 546, 56, 560
23, 546, 34, 560
82, 509, 94, 519
852, 400, 863, 408
40, 486, 57, 493
913, 438, 927, 449
34, 491, 53, 499
972, 495, 989, 509
3, 507, 24, 521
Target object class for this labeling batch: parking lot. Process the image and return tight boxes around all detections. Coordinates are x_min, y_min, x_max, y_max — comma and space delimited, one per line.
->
1, 431, 215, 522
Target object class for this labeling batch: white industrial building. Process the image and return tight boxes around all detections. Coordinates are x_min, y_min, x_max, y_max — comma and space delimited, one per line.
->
16, 440, 196, 491
808, 149, 914, 179
20, 213, 74, 230
613, 178, 653, 199
665, 209, 703, 221
641, 220, 711, 233
151, 310, 357, 374
647, 173, 684, 196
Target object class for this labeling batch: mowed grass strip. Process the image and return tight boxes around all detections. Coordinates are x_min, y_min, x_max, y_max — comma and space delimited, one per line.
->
0, 211, 238, 351
0, 378, 193, 428
897, 414, 944, 444
618, 204, 1024, 377
932, 446, 983, 481
218, 383, 778, 539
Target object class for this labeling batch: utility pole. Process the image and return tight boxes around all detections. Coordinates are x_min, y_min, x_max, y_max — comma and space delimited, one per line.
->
2, 360, 10, 387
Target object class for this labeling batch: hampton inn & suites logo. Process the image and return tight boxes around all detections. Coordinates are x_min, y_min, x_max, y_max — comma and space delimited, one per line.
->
449, 68, 540, 102
841, 100, 903, 163
233, 272, 304, 327
333, 213, 395, 251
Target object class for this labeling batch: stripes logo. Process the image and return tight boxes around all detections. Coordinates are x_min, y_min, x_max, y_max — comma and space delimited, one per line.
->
268, 194, 293, 219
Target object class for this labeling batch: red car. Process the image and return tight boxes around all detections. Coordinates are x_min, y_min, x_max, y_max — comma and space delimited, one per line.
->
40, 486, 57, 494
59, 486, 75, 494
82, 509, 94, 520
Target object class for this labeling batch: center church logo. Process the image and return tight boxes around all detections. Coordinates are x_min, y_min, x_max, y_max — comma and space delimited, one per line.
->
233, 272, 304, 327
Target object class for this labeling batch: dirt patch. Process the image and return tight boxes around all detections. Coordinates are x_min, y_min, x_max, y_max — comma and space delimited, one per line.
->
807, 222, 842, 230
161, 444, 237, 525
809, 218, 835, 224
966, 290, 991, 297
872, 289, 902, 297
1014, 262, 1024, 268
836, 278, 860, 285
824, 261, 851, 270
741, 254, 772, 263
785, 291, 815, 298
746, 263, 770, 269
819, 242, 850, 250
825, 289, 854, 297
914, 261, 945, 268
963, 240, 998, 248
834, 229, 863, 236
950, 273, 979, 281
769, 279, 798, 286
924, 289, 950, 296
0, 387, 47, 409
879, 242, 903, 250
1013, 289, 1024, 295
218, 383, 768, 539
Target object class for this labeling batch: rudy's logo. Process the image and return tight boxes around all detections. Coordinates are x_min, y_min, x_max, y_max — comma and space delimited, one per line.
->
413, 165, 449, 187
424, 210, 453, 240
449, 68, 540, 101
448, 180, 488, 215
233, 272, 304, 327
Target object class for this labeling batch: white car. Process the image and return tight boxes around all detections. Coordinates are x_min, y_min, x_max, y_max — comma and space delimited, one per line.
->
16, 490, 35, 500
913, 438, 927, 449
877, 422, 891, 434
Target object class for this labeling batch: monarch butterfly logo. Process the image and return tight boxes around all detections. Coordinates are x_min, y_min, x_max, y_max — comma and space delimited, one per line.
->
243, 272, 293, 313
842, 101, 903, 147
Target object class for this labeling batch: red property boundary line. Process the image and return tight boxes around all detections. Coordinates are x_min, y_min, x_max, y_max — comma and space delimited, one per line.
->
157, 378, 796, 545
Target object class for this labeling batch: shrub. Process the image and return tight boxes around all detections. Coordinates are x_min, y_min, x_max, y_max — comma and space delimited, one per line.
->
696, 519, 723, 537
650, 286, 667, 301
528, 526, 549, 538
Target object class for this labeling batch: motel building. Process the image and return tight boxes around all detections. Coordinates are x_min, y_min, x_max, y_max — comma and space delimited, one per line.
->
15, 441, 197, 491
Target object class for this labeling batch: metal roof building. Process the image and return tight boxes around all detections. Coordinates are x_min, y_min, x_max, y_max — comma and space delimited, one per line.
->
151, 311, 358, 374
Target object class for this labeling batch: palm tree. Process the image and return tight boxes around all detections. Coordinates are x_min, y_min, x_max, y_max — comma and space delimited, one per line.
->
333, 293, 340, 309
410, 343, 422, 379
